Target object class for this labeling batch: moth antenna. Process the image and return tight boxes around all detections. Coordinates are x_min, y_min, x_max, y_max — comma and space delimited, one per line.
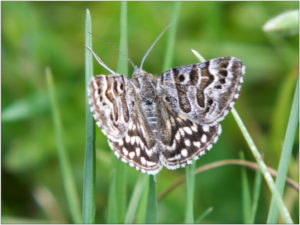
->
86, 46, 117, 74
88, 32, 136, 70
139, 19, 176, 70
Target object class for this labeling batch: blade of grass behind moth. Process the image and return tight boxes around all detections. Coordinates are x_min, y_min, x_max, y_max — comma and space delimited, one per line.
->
231, 107, 293, 223
240, 152, 251, 224
46, 68, 81, 223
107, 2, 128, 223
162, 1, 180, 71
267, 77, 299, 223
249, 170, 262, 223
269, 68, 298, 160
136, 175, 150, 223
82, 9, 96, 224
107, 169, 118, 223
125, 175, 148, 224
185, 162, 195, 224
186, 50, 206, 224
195, 207, 213, 223
145, 176, 157, 223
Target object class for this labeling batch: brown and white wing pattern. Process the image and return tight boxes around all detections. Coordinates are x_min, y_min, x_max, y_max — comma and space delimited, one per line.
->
157, 57, 245, 125
157, 104, 222, 170
88, 75, 135, 141
107, 111, 163, 175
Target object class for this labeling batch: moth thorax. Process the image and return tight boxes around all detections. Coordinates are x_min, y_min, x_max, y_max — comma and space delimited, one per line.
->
134, 73, 157, 105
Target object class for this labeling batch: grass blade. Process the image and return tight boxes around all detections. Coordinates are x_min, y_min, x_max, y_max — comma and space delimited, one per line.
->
185, 47, 206, 225
136, 176, 149, 223
46, 68, 81, 223
195, 207, 213, 223
107, 2, 128, 223
231, 108, 293, 223
240, 152, 251, 223
145, 176, 157, 223
249, 170, 262, 223
162, 1, 180, 71
82, 9, 96, 224
185, 163, 195, 224
107, 169, 117, 223
267, 78, 299, 223
125, 175, 148, 224
115, 2, 128, 222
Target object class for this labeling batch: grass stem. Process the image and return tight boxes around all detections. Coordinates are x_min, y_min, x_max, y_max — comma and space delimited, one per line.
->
82, 8, 96, 224
267, 77, 299, 223
231, 108, 293, 223
46, 68, 81, 223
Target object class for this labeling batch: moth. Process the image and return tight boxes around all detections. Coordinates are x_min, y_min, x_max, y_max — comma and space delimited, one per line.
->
87, 30, 245, 175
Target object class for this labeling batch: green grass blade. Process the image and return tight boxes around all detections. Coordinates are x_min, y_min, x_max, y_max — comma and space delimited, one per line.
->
116, 2, 128, 223
117, 1, 128, 74
82, 9, 96, 224
125, 175, 148, 224
46, 68, 81, 223
185, 163, 195, 224
249, 170, 262, 223
269, 69, 297, 161
162, 1, 181, 71
145, 176, 157, 223
195, 207, 213, 223
231, 108, 293, 223
107, 3, 128, 223
107, 169, 118, 223
267, 77, 299, 223
136, 176, 149, 223
185, 47, 206, 225
240, 152, 251, 223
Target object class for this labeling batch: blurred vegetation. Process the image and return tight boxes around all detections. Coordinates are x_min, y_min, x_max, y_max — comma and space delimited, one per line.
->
2, 1, 299, 223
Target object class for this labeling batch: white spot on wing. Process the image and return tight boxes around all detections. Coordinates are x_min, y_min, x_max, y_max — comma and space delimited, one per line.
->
140, 157, 146, 165
184, 139, 191, 147
136, 147, 141, 157
175, 132, 181, 140
125, 135, 130, 143
201, 134, 207, 143
202, 125, 210, 132
193, 141, 201, 148
184, 127, 192, 135
129, 151, 135, 159
181, 149, 188, 157
123, 148, 128, 156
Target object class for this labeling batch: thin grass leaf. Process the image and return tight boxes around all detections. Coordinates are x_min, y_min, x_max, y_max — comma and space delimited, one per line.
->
263, 10, 298, 35
195, 207, 213, 223
191, 49, 206, 63
125, 175, 148, 224
267, 77, 299, 223
249, 170, 262, 223
117, 1, 128, 75
185, 163, 195, 224
231, 108, 293, 223
145, 176, 157, 224
46, 68, 81, 223
136, 176, 149, 224
82, 9, 96, 224
107, 169, 118, 224
240, 152, 251, 223
185, 48, 206, 225
270, 68, 297, 161
162, 1, 180, 71
108, 2, 129, 223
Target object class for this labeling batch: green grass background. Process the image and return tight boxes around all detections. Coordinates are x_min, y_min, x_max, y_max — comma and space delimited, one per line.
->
2, 1, 299, 223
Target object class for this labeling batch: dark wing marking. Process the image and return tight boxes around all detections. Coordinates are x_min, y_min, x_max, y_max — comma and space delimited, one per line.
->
157, 57, 245, 125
